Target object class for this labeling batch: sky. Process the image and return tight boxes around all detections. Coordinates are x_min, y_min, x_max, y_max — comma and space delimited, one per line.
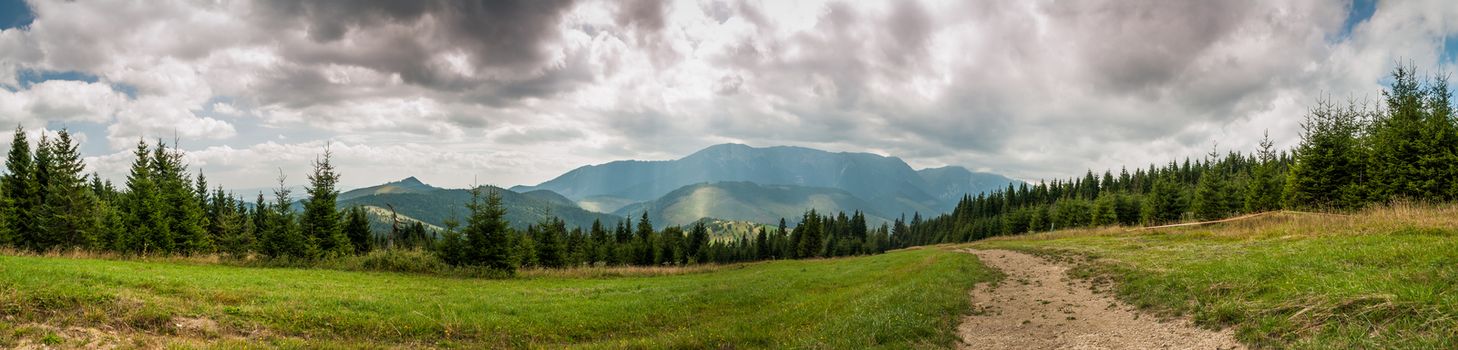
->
0, 0, 1454, 192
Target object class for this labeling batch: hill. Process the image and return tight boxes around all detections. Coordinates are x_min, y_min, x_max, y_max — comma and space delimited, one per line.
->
337, 178, 621, 231
338, 176, 439, 201
613, 181, 894, 228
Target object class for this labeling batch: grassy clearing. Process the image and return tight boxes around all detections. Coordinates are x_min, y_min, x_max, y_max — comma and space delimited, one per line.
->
0, 247, 995, 348
971, 203, 1458, 349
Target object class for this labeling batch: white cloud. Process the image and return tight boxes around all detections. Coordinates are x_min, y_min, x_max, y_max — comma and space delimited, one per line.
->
7, 0, 1458, 190
0, 80, 124, 127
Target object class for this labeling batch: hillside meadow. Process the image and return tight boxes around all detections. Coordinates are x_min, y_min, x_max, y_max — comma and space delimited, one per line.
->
0, 247, 996, 348
969, 203, 1458, 349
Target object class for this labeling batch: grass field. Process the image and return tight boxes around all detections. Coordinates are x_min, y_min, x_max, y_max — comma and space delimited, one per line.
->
0, 247, 996, 348
970, 203, 1458, 349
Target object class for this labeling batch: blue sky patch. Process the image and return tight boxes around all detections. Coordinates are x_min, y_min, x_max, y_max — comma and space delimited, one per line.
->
1444, 35, 1458, 65
0, 0, 31, 29
16, 69, 99, 87
1338, 0, 1377, 41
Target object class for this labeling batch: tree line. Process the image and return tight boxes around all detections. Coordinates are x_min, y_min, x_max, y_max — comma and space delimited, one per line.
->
0, 132, 891, 275
893, 63, 1457, 247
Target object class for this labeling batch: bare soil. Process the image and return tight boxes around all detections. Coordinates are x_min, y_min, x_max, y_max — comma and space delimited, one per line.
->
958, 249, 1243, 350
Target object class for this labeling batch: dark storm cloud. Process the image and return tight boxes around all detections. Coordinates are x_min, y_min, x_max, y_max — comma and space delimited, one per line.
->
885, 0, 932, 66
254, 0, 586, 97
616, 0, 667, 32
1043, 0, 1255, 94
259, 0, 576, 70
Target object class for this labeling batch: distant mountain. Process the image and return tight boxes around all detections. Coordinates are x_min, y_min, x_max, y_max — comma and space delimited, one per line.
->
338, 178, 620, 231
613, 181, 893, 228
513, 143, 950, 215
917, 167, 1021, 210
339, 176, 439, 201
513, 143, 1021, 221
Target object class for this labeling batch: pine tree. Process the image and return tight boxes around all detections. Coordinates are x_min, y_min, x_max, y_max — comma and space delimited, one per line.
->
1367, 64, 1430, 201
753, 226, 768, 260
153, 141, 210, 254
437, 225, 467, 266
344, 206, 373, 255
1246, 132, 1285, 212
1143, 172, 1188, 224
27, 134, 52, 251
1192, 146, 1234, 221
689, 221, 709, 263
36, 129, 100, 251
635, 211, 653, 265
262, 172, 306, 259
796, 210, 823, 258
1192, 168, 1232, 221
251, 192, 270, 254
1, 126, 36, 249
589, 219, 609, 265
534, 216, 567, 268
777, 218, 790, 258
1286, 99, 1369, 209
1091, 193, 1119, 226
463, 187, 515, 272
1419, 73, 1458, 201
302, 148, 350, 258
122, 140, 168, 253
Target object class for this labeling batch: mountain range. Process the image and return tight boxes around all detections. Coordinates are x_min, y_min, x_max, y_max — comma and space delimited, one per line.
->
337, 143, 1019, 230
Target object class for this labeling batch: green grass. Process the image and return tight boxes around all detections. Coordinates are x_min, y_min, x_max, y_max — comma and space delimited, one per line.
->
0, 247, 995, 348
971, 204, 1458, 349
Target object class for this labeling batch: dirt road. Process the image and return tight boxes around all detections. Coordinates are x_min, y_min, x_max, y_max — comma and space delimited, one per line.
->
958, 249, 1243, 350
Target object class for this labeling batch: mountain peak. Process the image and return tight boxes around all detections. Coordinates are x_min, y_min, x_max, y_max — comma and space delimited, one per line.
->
394, 176, 424, 185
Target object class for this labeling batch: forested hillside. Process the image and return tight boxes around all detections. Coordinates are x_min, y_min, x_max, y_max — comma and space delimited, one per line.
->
896, 64, 1457, 246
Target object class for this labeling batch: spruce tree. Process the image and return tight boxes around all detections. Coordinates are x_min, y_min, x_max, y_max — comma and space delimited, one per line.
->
302, 148, 350, 258
122, 140, 168, 253
27, 134, 51, 250
344, 206, 373, 255
151, 141, 209, 254
1143, 172, 1188, 224
36, 130, 100, 251
635, 211, 653, 265
463, 187, 515, 272
1, 126, 36, 248
1192, 168, 1231, 221
1367, 64, 1430, 201
262, 172, 306, 259
589, 219, 609, 265
1245, 132, 1285, 212
1419, 73, 1458, 201
535, 216, 567, 268
1091, 193, 1119, 226
689, 221, 709, 263
1286, 99, 1368, 209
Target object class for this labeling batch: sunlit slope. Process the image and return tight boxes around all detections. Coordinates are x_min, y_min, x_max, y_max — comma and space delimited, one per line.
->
614, 181, 894, 227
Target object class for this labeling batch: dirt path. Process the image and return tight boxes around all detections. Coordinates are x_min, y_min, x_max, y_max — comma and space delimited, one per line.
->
958, 249, 1243, 350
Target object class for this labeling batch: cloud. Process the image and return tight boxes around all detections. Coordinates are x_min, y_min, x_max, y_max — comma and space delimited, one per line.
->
0, 80, 124, 125
7, 0, 1458, 191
